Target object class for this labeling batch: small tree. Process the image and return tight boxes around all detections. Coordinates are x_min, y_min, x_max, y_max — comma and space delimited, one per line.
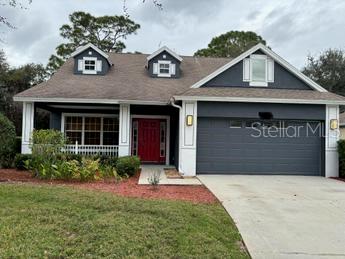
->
0, 113, 16, 168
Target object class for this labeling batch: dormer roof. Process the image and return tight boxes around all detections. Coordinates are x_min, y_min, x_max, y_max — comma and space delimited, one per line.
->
146, 46, 183, 62
70, 43, 112, 65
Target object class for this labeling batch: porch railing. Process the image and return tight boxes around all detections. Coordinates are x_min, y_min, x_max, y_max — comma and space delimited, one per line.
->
63, 142, 118, 157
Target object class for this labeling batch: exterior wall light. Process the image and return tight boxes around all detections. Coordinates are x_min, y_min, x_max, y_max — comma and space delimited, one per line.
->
330, 119, 338, 130
186, 115, 193, 126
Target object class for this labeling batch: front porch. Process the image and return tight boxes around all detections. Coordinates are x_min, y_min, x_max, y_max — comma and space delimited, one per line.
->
21, 102, 180, 166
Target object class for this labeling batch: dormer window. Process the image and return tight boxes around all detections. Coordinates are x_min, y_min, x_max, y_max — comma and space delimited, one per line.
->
83, 57, 97, 74
243, 54, 274, 87
158, 61, 172, 77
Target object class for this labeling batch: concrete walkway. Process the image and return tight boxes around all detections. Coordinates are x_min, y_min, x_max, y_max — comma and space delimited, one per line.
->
138, 165, 201, 185
198, 175, 345, 259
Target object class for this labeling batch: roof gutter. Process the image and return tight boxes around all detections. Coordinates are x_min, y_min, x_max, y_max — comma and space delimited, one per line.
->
13, 96, 168, 106
173, 95, 345, 105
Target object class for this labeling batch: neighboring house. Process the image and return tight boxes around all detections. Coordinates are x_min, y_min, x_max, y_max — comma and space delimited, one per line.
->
14, 43, 345, 177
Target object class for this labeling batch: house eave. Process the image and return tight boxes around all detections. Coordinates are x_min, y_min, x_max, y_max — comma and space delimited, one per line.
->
173, 95, 345, 105
13, 96, 168, 106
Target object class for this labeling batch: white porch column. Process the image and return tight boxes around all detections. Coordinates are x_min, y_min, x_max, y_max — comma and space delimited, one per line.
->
21, 102, 34, 154
178, 101, 197, 176
325, 105, 339, 177
118, 104, 130, 157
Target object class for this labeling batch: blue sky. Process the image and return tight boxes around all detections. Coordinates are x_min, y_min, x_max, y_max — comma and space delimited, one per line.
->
1, 0, 345, 69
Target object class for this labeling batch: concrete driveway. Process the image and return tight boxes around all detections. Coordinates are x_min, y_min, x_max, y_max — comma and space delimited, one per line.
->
198, 175, 345, 259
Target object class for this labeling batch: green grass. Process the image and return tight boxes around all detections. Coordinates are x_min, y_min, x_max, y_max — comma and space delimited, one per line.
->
0, 183, 249, 258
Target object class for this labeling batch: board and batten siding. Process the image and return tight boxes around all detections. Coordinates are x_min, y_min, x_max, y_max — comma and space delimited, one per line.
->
202, 50, 313, 90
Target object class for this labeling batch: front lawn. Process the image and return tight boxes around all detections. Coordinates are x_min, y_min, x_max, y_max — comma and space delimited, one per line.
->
0, 183, 249, 258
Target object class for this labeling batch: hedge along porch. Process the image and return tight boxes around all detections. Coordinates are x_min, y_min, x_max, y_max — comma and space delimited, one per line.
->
20, 101, 181, 168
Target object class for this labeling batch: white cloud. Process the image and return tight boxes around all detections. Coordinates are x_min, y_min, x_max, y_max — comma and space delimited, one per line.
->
1, 0, 345, 69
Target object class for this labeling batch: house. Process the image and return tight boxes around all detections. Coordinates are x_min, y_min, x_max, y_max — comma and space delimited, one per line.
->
14, 43, 345, 177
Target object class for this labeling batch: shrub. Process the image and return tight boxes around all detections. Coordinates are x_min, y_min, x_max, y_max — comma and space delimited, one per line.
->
0, 113, 16, 168
98, 155, 117, 168
99, 165, 122, 182
26, 157, 104, 182
14, 154, 32, 170
77, 158, 101, 181
57, 153, 83, 163
116, 156, 140, 177
338, 140, 345, 178
31, 129, 65, 158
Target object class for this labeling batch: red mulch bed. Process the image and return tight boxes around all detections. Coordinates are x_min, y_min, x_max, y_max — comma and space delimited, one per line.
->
331, 177, 345, 183
0, 169, 218, 204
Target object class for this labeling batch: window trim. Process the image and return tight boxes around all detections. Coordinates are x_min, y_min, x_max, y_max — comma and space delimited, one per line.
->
61, 113, 119, 145
157, 60, 172, 77
82, 57, 97, 75
249, 54, 268, 87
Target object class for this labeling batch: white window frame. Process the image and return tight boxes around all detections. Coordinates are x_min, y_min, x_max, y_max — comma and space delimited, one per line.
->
82, 57, 97, 75
157, 60, 171, 77
249, 54, 268, 87
61, 113, 119, 145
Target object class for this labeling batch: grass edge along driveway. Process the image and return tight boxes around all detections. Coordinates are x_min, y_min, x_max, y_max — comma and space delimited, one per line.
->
0, 183, 249, 258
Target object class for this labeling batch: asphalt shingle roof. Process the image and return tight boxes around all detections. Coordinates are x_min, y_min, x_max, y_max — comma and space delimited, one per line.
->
176, 87, 345, 103
15, 52, 345, 105
15, 53, 229, 103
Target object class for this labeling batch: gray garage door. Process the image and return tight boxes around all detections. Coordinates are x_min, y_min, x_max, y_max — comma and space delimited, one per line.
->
197, 118, 324, 176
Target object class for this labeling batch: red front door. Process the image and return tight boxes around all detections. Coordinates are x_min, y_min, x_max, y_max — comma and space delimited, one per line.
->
133, 119, 166, 163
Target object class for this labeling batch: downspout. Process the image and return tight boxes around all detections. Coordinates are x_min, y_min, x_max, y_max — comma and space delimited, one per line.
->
169, 97, 182, 110
169, 97, 182, 173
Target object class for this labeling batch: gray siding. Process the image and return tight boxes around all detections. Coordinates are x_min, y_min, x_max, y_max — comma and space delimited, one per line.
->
203, 56, 312, 90
198, 102, 325, 120
74, 47, 110, 75
148, 50, 181, 78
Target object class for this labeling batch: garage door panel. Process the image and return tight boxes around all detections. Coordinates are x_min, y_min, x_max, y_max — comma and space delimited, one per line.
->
197, 117, 323, 176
